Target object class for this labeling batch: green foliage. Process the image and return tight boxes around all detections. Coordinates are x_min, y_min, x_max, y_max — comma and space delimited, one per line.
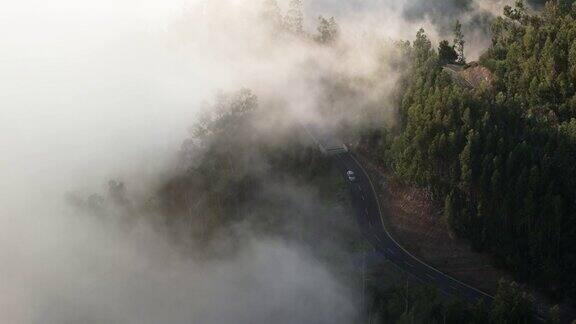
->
160, 89, 333, 242
371, 4, 576, 300
546, 305, 561, 324
484, 0, 576, 122
259, 0, 340, 45
370, 284, 446, 323
438, 40, 458, 65
453, 20, 466, 64
491, 280, 534, 324
369, 282, 533, 324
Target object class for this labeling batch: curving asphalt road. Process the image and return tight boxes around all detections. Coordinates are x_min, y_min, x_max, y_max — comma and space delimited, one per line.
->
332, 152, 497, 306
303, 124, 555, 321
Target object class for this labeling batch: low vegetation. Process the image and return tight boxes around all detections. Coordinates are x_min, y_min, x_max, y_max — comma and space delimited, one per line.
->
370, 279, 541, 324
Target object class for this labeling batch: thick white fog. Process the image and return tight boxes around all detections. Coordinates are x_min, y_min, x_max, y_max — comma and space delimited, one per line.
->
0, 1, 360, 322
0, 0, 511, 323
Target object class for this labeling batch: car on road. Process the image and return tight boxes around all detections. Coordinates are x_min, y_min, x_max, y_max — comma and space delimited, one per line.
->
347, 170, 356, 182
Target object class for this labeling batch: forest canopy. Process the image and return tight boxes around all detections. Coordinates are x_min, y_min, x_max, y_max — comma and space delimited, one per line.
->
361, 0, 576, 301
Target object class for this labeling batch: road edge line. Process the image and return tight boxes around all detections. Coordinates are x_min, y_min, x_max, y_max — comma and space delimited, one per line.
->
349, 152, 494, 300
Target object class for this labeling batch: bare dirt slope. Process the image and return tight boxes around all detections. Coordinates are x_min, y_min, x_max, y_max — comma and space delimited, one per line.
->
355, 151, 511, 296
443, 62, 495, 89
460, 62, 495, 88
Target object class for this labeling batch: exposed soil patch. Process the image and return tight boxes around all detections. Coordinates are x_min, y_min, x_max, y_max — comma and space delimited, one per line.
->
443, 62, 495, 89
460, 62, 495, 88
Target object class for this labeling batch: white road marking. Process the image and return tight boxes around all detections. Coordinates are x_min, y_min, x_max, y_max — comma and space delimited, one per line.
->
404, 261, 414, 268
386, 248, 395, 255
425, 274, 435, 281
374, 236, 382, 243
349, 153, 494, 300
339, 154, 498, 305
361, 195, 365, 201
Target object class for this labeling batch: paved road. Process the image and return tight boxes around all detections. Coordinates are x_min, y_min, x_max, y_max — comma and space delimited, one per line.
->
337, 151, 573, 323
333, 152, 496, 304
301, 125, 489, 302
335, 152, 566, 322
303, 125, 553, 321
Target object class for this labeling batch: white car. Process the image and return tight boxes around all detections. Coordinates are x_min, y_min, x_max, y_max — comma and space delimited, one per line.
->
347, 170, 356, 182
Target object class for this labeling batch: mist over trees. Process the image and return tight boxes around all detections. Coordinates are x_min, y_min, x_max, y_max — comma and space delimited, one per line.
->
369, 279, 539, 323
159, 0, 576, 319
162, 89, 336, 246
53, 0, 576, 322
527, 0, 575, 8
439, 40, 459, 65
359, 0, 576, 303
453, 20, 466, 64
262, 0, 339, 44
402, 0, 476, 26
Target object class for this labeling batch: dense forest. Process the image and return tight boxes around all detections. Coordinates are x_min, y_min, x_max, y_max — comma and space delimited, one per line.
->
362, 0, 576, 301
370, 279, 545, 323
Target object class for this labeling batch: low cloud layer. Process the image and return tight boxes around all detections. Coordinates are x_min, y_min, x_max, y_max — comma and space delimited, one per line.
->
0, 0, 516, 323
1, 213, 355, 323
